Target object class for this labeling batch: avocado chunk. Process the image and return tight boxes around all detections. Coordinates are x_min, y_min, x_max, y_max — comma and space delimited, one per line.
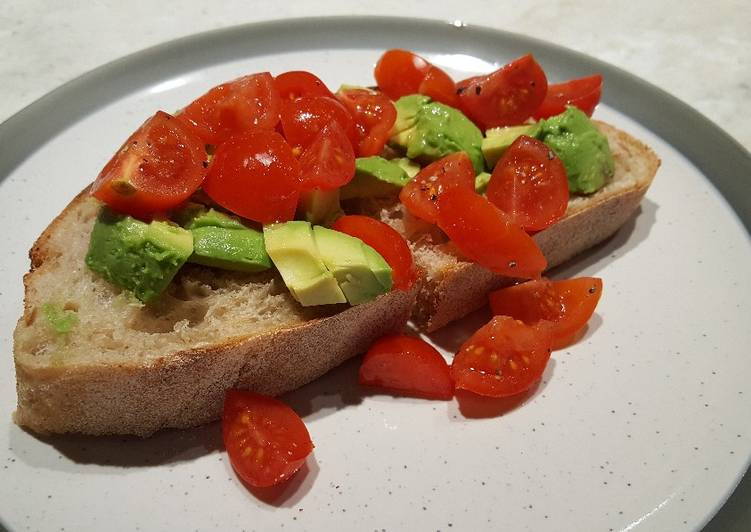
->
389, 95, 485, 174
263, 221, 346, 306
297, 188, 344, 226
393, 157, 421, 178
482, 124, 539, 169
340, 156, 411, 200
312, 226, 392, 305
85, 208, 193, 302
361, 244, 393, 292
474, 171, 492, 194
536, 106, 615, 194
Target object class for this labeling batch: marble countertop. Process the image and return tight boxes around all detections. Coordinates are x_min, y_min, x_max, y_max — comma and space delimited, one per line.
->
1, 1, 749, 530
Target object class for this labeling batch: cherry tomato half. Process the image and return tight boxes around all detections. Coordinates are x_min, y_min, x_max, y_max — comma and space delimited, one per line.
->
92, 111, 207, 218
203, 129, 300, 223
486, 135, 569, 232
436, 187, 547, 279
280, 95, 358, 150
179, 72, 280, 145
298, 121, 356, 191
457, 54, 548, 129
274, 70, 335, 102
399, 152, 475, 224
533, 74, 603, 119
222, 390, 314, 488
374, 49, 430, 101
418, 65, 459, 108
359, 335, 454, 400
451, 316, 553, 397
331, 215, 417, 291
336, 88, 397, 157
489, 277, 603, 349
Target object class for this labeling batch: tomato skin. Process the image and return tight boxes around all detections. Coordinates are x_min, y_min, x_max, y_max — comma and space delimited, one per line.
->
374, 49, 430, 101
436, 187, 547, 279
331, 215, 417, 291
418, 65, 459, 108
336, 89, 397, 157
222, 390, 313, 488
280, 96, 358, 150
533, 74, 603, 119
489, 277, 602, 349
399, 152, 476, 224
457, 54, 548, 129
451, 316, 553, 397
202, 129, 301, 223
359, 335, 454, 400
92, 111, 207, 218
298, 121, 356, 191
274, 70, 335, 101
486, 135, 569, 232
179, 72, 280, 145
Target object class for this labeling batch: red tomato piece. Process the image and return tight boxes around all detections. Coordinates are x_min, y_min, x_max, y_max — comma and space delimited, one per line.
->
222, 390, 314, 488
486, 135, 569, 232
298, 121, 356, 191
331, 215, 417, 291
336, 89, 397, 157
279, 96, 358, 150
418, 65, 459, 108
274, 70, 335, 102
399, 152, 476, 224
179, 72, 280, 145
436, 187, 546, 279
489, 277, 603, 349
91, 111, 206, 218
374, 49, 430, 101
457, 54, 548, 129
533, 74, 603, 119
359, 335, 454, 400
202, 129, 300, 223
451, 316, 553, 397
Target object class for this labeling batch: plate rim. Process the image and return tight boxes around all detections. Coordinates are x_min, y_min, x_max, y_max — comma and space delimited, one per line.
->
1, 15, 749, 530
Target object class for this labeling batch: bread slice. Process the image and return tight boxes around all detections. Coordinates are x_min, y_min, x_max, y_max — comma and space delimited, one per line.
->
356, 122, 660, 331
13, 192, 417, 436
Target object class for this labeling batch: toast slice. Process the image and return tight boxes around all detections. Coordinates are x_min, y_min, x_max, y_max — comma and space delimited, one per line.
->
13, 192, 416, 436
355, 122, 660, 331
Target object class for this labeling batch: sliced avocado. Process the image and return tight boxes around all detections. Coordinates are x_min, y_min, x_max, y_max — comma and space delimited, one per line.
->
340, 156, 411, 200
390, 94, 431, 139
389, 96, 485, 174
361, 244, 393, 291
482, 124, 539, 169
263, 221, 346, 306
313, 226, 392, 305
184, 207, 246, 230
297, 188, 344, 226
85, 208, 193, 302
393, 157, 421, 178
474, 171, 492, 194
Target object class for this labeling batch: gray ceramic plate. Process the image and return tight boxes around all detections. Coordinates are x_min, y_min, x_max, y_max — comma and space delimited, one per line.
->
1, 17, 750, 532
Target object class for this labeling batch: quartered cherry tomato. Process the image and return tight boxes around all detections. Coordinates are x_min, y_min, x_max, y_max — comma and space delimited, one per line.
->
359, 335, 454, 400
298, 121, 356, 191
451, 316, 553, 397
222, 390, 314, 488
92, 111, 207, 218
332, 215, 417, 291
178, 72, 280, 145
374, 49, 430, 100
489, 277, 603, 349
533, 74, 603, 119
486, 135, 569, 232
280, 95, 358, 150
336, 88, 397, 157
274, 70, 335, 101
418, 65, 459, 107
457, 54, 548, 129
436, 187, 546, 279
399, 152, 475, 224
203, 129, 300, 223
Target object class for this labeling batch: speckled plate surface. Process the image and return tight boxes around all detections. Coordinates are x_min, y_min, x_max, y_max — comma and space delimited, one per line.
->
1, 17, 750, 532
